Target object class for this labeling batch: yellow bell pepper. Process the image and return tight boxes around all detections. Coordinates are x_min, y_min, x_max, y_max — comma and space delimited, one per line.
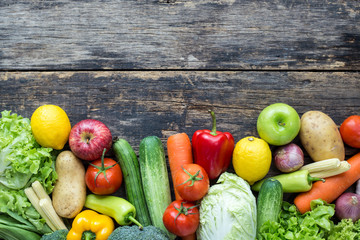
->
67, 210, 114, 240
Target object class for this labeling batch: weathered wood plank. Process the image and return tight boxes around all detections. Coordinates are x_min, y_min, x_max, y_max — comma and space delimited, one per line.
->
1, 0, 359, 70
1, 71, 358, 150
1, 70, 359, 203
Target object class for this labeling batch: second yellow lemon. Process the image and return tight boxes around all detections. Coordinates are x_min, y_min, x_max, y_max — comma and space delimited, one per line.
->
232, 136, 272, 185
31, 104, 71, 150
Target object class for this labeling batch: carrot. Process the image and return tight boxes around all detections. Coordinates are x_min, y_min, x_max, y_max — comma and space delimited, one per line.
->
294, 152, 360, 214
167, 133, 197, 240
167, 132, 193, 200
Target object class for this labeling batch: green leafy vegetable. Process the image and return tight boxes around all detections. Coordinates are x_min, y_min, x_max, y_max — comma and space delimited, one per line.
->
0, 110, 56, 191
0, 222, 41, 240
258, 199, 335, 240
328, 219, 360, 240
0, 211, 51, 240
0, 110, 57, 233
197, 172, 257, 240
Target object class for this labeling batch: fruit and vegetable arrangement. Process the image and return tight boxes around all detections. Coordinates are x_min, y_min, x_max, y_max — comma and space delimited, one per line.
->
0, 103, 359, 240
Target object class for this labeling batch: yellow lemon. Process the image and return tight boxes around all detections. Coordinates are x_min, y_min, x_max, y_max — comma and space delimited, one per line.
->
232, 136, 272, 185
31, 104, 71, 150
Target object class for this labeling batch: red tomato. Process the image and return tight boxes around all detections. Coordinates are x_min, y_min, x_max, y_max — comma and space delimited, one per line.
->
162, 200, 199, 237
174, 163, 209, 201
85, 156, 123, 195
340, 115, 360, 148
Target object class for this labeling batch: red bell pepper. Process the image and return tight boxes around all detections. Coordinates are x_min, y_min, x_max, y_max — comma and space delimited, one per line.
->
192, 110, 235, 180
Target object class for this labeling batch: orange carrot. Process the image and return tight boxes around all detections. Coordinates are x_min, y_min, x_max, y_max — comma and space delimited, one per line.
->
167, 133, 197, 240
167, 132, 193, 200
294, 152, 360, 214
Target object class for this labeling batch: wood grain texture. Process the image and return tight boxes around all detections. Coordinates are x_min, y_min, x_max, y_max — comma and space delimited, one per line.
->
1, 70, 358, 151
1, 70, 359, 207
1, 0, 359, 70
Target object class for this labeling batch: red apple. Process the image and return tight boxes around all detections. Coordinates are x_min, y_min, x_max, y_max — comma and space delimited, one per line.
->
69, 119, 112, 161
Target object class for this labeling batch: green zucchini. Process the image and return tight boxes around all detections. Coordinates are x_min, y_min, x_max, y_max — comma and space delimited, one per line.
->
138, 136, 175, 240
113, 138, 152, 226
256, 178, 283, 238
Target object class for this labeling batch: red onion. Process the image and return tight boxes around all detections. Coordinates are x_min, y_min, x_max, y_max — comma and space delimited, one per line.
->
335, 192, 360, 222
274, 143, 304, 173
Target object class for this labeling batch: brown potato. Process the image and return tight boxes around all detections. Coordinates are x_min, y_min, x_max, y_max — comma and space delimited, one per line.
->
299, 111, 345, 162
52, 151, 86, 218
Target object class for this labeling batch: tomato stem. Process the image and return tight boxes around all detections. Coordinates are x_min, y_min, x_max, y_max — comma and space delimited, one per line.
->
88, 148, 117, 186
177, 166, 204, 187
173, 202, 199, 225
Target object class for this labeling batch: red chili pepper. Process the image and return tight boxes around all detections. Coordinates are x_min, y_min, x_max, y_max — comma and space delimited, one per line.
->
192, 110, 235, 180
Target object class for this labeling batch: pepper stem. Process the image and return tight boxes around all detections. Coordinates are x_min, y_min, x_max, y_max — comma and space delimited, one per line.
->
308, 175, 325, 184
208, 110, 217, 136
128, 215, 143, 230
88, 148, 117, 186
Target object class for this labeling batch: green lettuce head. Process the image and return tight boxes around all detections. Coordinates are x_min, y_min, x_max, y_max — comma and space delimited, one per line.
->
0, 110, 57, 231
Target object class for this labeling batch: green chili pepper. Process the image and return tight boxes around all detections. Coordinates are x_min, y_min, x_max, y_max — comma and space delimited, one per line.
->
251, 169, 324, 193
84, 194, 143, 229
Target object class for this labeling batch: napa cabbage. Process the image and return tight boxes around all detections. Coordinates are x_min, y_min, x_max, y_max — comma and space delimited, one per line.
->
197, 172, 257, 240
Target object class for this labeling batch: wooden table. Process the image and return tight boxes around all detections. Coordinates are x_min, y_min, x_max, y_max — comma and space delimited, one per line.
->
0, 0, 359, 233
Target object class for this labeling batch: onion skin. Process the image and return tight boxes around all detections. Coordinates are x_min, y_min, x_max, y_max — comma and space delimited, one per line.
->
335, 192, 360, 222
274, 143, 304, 173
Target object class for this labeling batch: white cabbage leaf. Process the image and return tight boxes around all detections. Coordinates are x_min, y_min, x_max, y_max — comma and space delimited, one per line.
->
197, 172, 257, 240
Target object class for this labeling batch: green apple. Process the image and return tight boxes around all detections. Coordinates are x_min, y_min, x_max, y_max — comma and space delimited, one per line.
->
257, 103, 300, 146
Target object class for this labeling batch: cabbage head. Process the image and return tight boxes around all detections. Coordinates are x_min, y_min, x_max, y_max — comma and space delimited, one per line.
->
197, 172, 257, 240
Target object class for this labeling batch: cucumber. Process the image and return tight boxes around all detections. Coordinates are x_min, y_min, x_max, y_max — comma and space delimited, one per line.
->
139, 136, 175, 240
256, 178, 283, 238
113, 138, 152, 226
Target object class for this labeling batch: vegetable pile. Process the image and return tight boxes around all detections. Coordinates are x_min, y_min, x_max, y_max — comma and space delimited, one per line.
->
0, 104, 359, 240
0, 110, 57, 239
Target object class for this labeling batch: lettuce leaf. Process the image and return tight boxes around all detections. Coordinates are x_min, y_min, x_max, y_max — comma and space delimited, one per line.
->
0, 110, 57, 232
197, 172, 257, 240
0, 110, 56, 191
328, 219, 360, 240
258, 199, 335, 240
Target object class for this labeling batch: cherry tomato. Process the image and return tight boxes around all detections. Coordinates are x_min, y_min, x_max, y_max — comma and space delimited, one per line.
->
85, 149, 122, 195
340, 115, 360, 148
162, 200, 199, 237
174, 163, 209, 201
